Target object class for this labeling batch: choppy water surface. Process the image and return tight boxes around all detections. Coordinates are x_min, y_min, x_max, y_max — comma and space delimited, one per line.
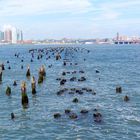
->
0, 44, 140, 140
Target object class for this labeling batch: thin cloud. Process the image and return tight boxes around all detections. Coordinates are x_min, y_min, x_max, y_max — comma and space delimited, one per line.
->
100, 0, 140, 9
0, 0, 92, 16
0, 0, 140, 39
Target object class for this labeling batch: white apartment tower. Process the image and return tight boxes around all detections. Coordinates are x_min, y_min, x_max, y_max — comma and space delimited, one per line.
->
12, 27, 17, 44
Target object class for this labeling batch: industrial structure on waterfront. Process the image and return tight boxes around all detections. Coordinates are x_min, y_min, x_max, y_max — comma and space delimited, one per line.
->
114, 32, 140, 44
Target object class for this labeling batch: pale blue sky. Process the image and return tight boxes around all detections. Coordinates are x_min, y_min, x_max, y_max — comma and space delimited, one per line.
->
0, 0, 140, 39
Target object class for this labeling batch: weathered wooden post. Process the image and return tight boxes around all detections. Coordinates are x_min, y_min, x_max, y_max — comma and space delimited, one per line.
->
0, 64, 2, 83
38, 65, 46, 84
116, 86, 122, 93
40, 65, 46, 77
21, 81, 29, 108
26, 66, 31, 77
56, 53, 61, 60
31, 76, 36, 94
2, 64, 5, 70
6, 86, 11, 96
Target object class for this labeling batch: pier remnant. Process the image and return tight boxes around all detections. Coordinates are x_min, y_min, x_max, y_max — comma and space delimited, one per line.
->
124, 95, 129, 102
11, 113, 15, 120
26, 66, 31, 77
0, 64, 2, 83
38, 65, 46, 84
6, 86, 11, 96
116, 86, 122, 93
31, 76, 36, 94
21, 81, 29, 108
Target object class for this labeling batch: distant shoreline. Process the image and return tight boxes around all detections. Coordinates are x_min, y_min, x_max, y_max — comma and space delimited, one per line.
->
0, 43, 140, 46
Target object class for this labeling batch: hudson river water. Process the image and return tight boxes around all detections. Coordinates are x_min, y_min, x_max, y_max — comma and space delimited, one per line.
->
0, 44, 140, 140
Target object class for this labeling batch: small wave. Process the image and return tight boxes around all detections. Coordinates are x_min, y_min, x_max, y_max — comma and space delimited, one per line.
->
125, 115, 140, 123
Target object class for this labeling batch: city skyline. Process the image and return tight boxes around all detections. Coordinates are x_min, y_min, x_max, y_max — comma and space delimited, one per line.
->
0, 0, 140, 40
0, 24, 140, 45
0, 25, 23, 43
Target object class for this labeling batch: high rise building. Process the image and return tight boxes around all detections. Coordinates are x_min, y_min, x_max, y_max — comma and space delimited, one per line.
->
116, 32, 119, 40
21, 31, 23, 41
0, 31, 4, 41
17, 29, 23, 42
12, 27, 17, 44
2, 25, 23, 44
4, 29, 12, 43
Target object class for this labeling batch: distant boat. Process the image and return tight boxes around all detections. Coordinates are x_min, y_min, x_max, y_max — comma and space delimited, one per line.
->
85, 42, 94, 44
